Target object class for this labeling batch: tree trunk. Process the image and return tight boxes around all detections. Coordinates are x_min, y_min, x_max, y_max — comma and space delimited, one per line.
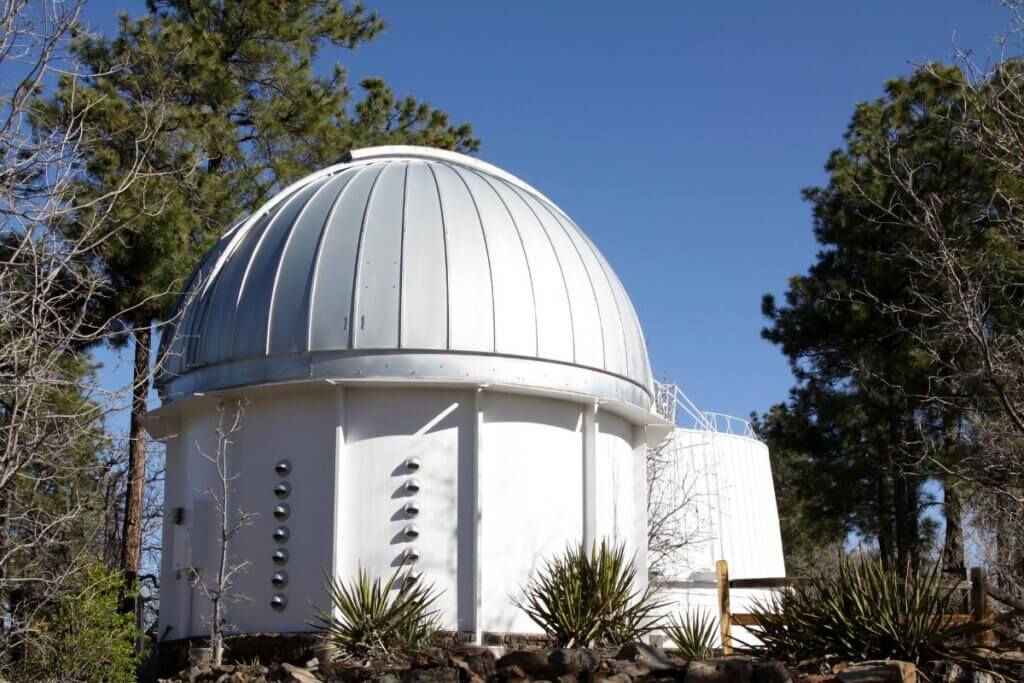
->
120, 325, 150, 588
941, 475, 966, 578
876, 470, 893, 564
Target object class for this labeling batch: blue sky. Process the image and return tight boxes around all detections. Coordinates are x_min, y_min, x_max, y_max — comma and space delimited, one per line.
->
86, 0, 1012, 422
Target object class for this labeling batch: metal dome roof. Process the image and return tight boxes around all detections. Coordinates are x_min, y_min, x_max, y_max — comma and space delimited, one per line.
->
158, 146, 654, 411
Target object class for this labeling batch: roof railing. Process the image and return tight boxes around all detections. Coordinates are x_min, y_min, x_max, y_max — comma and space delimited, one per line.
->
653, 380, 757, 439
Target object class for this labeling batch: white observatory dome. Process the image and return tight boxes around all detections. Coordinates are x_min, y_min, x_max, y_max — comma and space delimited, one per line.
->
152, 147, 665, 643
159, 146, 653, 410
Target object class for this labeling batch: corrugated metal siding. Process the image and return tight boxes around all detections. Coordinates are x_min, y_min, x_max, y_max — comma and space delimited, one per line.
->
160, 147, 653, 398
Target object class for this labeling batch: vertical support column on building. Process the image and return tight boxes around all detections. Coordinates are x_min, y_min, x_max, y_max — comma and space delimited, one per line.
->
632, 425, 649, 595
472, 387, 484, 644
331, 386, 347, 589
582, 401, 598, 549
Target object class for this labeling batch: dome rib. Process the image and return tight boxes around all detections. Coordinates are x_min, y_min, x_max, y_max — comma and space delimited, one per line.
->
467, 167, 540, 358
158, 146, 654, 411
446, 161, 498, 354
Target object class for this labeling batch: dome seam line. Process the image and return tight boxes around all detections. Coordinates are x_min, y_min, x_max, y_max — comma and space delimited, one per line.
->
443, 161, 497, 354
424, 162, 452, 350
349, 163, 389, 349
306, 165, 370, 351
503, 180, 577, 362
469, 168, 540, 358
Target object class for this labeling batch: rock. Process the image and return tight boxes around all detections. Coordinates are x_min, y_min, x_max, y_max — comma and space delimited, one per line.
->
491, 664, 529, 683
369, 675, 402, 683
835, 661, 916, 683
683, 658, 754, 683
607, 659, 653, 679
402, 668, 459, 683
498, 651, 551, 676
281, 662, 320, 683
547, 649, 601, 675
451, 645, 497, 678
187, 665, 210, 682
615, 642, 677, 672
926, 661, 967, 683
593, 675, 633, 683
751, 661, 793, 683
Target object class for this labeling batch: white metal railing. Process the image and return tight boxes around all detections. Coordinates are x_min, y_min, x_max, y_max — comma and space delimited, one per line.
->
653, 380, 757, 439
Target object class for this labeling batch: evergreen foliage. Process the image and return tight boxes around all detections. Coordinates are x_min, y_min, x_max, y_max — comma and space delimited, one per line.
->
758, 65, 1004, 566
9, 562, 140, 683
33, 0, 478, 579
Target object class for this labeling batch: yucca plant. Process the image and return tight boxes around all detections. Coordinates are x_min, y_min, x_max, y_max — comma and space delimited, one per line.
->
742, 556, 983, 664
514, 541, 667, 647
664, 608, 718, 660
312, 566, 441, 661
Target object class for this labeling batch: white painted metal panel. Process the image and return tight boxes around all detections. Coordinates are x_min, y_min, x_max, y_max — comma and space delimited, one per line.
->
308, 164, 384, 351
595, 411, 638, 558
354, 164, 406, 348
234, 181, 326, 359
594, 252, 649, 386
222, 389, 338, 634
268, 171, 358, 354
431, 163, 494, 352
338, 388, 466, 629
483, 176, 574, 363
512, 187, 604, 370
454, 167, 536, 357
556, 210, 629, 378
400, 162, 448, 349
198, 209, 280, 364
479, 392, 583, 634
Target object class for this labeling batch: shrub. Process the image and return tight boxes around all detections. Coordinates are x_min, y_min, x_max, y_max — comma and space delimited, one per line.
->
664, 608, 717, 660
514, 541, 666, 647
9, 562, 140, 683
312, 566, 441, 661
743, 556, 982, 664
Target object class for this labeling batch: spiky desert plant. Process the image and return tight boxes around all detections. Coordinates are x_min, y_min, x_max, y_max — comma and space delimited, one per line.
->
514, 541, 666, 647
743, 557, 984, 664
312, 566, 441, 661
664, 608, 717, 660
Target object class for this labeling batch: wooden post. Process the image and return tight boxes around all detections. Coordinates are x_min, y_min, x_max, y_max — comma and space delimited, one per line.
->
971, 566, 996, 646
716, 559, 732, 655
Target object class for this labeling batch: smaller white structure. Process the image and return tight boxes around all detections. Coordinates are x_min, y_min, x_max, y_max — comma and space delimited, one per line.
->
651, 383, 786, 646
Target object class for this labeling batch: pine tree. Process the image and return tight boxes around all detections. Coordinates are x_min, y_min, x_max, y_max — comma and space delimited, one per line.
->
760, 65, 996, 567
36, 0, 478, 587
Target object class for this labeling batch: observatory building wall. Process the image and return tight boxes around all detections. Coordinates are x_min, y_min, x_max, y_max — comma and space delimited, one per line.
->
156, 384, 649, 639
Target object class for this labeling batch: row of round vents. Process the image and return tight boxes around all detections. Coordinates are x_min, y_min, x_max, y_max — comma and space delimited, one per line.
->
271, 459, 292, 610
267, 457, 424, 611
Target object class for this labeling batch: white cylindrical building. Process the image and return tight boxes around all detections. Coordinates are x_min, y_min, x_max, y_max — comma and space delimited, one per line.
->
650, 386, 786, 645
149, 146, 669, 642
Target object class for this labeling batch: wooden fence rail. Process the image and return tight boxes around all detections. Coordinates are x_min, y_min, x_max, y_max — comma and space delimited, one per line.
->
714, 560, 1020, 655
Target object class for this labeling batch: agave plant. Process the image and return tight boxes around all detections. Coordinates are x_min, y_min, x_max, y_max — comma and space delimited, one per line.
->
664, 608, 717, 660
312, 566, 441, 661
514, 541, 666, 647
743, 556, 983, 664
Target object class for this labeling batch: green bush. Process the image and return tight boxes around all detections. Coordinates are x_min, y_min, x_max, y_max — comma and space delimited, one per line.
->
9, 563, 139, 683
743, 557, 981, 664
514, 541, 666, 647
312, 566, 441, 661
664, 608, 717, 660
